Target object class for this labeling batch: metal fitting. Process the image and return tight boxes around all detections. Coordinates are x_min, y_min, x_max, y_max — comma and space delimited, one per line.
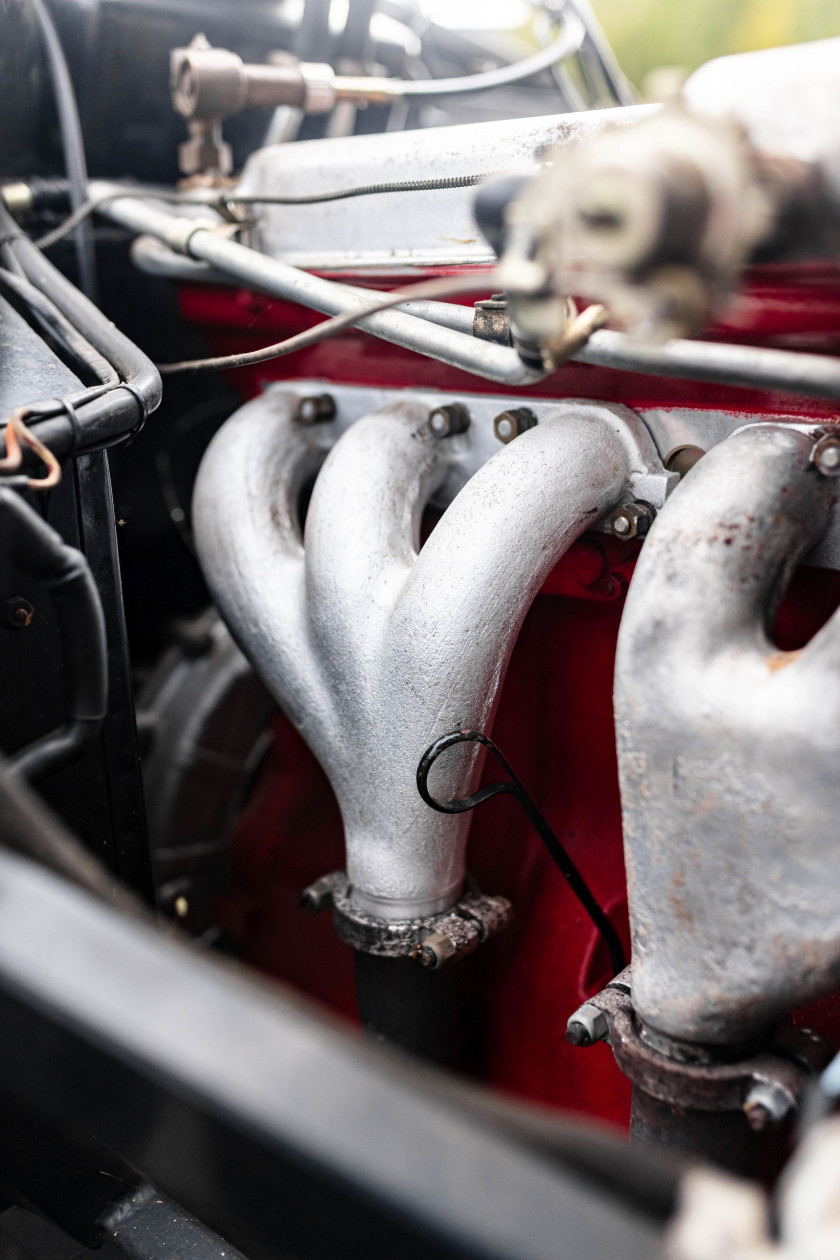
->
310, 871, 510, 962
415, 931, 459, 968
742, 1081, 795, 1132
493, 407, 538, 444
300, 63, 337, 115
293, 394, 336, 425
300, 871, 344, 915
428, 403, 470, 439
609, 500, 655, 540
473, 295, 511, 346
664, 445, 705, 478
3, 597, 34, 630
566, 1002, 610, 1048
812, 433, 840, 477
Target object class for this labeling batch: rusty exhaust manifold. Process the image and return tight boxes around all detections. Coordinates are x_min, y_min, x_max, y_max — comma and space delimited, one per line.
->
616, 423, 840, 1046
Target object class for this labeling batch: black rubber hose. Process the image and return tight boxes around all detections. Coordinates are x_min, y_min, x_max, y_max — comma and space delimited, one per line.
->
0, 757, 142, 916
0, 267, 118, 387
27, 0, 97, 299
1, 490, 107, 782
0, 199, 161, 455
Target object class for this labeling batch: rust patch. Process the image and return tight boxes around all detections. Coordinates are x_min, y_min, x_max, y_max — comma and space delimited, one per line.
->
767, 648, 802, 673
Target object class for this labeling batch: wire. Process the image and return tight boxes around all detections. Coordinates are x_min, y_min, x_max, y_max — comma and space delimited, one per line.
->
224, 172, 506, 207
417, 728, 626, 976
34, 188, 192, 251
0, 411, 62, 489
34, 174, 511, 251
155, 272, 501, 375
158, 286, 604, 376
27, 0, 96, 299
343, 11, 586, 99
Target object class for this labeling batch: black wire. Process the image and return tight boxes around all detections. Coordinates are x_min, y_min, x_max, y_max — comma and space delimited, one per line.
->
27, 0, 97, 299
417, 729, 626, 976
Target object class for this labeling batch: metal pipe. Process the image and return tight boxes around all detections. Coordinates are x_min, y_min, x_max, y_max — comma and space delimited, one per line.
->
193, 392, 662, 921
129, 235, 478, 334
91, 184, 544, 387
578, 328, 840, 401
122, 205, 840, 402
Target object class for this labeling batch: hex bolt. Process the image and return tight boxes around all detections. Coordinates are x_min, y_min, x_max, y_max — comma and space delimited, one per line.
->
609, 500, 656, 541
493, 407, 538, 444
566, 1002, 609, 1048
416, 931, 458, 969
3, 597, 34, 630
428, 403, 470, 439
294, 393, 336, 425
742, 1081, 795, 1132
812, 434, 840, 477
299, 874, 338, 914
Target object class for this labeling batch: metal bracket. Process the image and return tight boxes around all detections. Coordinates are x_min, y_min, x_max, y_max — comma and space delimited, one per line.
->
568, 971, 833, 1129
300, 871, 511, 965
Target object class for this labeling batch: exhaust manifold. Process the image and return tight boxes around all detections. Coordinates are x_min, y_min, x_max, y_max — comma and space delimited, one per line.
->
194, 391, 662, 942
616, 423, 840, 1046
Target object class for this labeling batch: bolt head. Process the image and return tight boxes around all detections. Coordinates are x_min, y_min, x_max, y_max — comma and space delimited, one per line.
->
3, 597, 34, 630
609, 501, 655, 541
742, 1080, 794, 1130
566, 1021, 594, 1048
493, 407, 537, 445
814, 434, 840, 477
566, 1003, 609, 1048
295, 394, 336, 425
416, 931, 457, 968
428, 403, 470, 439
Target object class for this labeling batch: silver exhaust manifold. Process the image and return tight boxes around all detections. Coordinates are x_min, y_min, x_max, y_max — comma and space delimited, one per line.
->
194, 391, 662, 932
615, 423, 840, 1045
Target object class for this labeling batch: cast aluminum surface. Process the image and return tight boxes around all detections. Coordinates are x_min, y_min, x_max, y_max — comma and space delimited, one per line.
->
615, 422, 840, 1045
193, 390, 665, 920
684, 37, 840, 168
235, 105, 651, 272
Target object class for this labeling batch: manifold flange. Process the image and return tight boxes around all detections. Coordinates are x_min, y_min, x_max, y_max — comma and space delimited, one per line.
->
300, 871, 511, 966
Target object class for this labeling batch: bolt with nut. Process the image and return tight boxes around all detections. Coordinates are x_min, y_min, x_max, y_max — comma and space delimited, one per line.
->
428, 403, 470, 439
493, 407, 538, 444
566, 1002, 609, 1048
294, 393, 336, 425
609, 500, 655, 541
813, 433, 840, 477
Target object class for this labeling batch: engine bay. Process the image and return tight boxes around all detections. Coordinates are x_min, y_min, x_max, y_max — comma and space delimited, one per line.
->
3, 2, 840, 1256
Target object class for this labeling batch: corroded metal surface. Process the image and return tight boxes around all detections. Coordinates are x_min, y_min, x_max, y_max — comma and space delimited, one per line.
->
615, 422, 840, 1045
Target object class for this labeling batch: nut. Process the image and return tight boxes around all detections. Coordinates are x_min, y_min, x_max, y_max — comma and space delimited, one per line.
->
428, 403, 470, 438
812, 434, 840, 477
493, 407, 538, 444
609, 500, 655, 540
742, 1080, 795, 1131
416, 931, 458, 969
294, 394, 336, 425
299, 873, 339, 914
566, 1003, 609, 1048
